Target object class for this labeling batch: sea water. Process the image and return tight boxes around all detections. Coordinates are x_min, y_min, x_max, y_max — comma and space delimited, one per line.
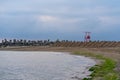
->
0, 51, 96, 80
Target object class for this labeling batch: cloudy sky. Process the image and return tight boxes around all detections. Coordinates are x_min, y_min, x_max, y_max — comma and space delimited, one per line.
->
0, 0, 120, 41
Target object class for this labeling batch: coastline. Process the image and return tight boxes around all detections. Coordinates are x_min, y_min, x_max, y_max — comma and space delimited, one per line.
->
0, 46, 120, 80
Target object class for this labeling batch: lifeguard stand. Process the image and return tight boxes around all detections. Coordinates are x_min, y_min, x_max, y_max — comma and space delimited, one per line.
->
84, 32, 91, 42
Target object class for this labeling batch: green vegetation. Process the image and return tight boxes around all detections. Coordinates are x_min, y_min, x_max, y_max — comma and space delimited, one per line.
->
73, 51, 119, 80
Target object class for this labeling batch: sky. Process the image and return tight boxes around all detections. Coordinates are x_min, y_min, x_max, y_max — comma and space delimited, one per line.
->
0, 0, 120, 41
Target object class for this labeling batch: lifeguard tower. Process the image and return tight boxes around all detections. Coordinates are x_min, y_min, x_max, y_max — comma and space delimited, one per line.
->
84, 32, 91, 42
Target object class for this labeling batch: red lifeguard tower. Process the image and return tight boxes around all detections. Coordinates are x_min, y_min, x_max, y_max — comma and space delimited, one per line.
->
84, 32, 91, 42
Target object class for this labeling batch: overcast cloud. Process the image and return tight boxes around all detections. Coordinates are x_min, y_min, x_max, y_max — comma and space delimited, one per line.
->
0, 0, 120, 41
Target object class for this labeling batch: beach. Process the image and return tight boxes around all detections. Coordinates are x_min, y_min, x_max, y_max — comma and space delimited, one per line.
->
0, 46, 120, 80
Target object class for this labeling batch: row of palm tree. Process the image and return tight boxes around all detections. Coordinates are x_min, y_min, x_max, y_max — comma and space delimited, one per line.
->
0, 39, 53, 47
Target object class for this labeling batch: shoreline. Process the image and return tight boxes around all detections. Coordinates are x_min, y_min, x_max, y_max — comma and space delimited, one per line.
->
0, 46, 120, 80
72, 51, 119, 80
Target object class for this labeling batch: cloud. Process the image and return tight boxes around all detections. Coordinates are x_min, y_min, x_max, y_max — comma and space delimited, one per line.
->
33, 15, 81, 33
38, 15, 58, 23
0, 0, 120, 40
99, 16, 120, 25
